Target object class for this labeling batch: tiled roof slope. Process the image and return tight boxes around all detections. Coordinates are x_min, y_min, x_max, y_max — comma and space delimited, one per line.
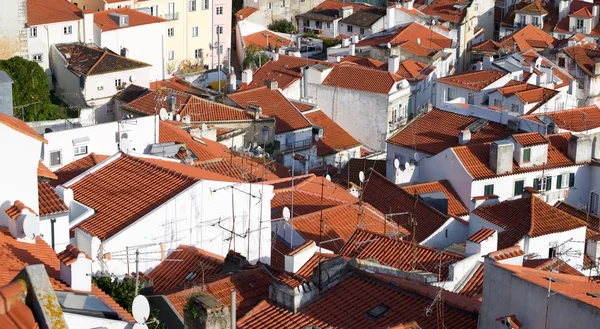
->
562, 46, 600, 76
5, 201, 36, 220
322, 63, 404, 94
197, 155, 283, 182
94, 8, 165, 31
340, 229, 462, 278
27, 0, 82, 26
0, 280, 39, 329
489, 246, 526, 261
387, 109, 512, 155
522, 258, 583, 275
38, 181, 68, 217
229, 87, 312, 134
37, 161, 57, 180
436, 70, 507, 91
159, 121, 230, 162
0, 113, 47, 143
52, 153, 109, 186
304, 110, 360, 156
512, 132, 548, 147
337, 158, 386, 187
555, 201, 600, 235
270, 235, 292, 270
339, 7, 386, 27
57, 244, 91, 265
235, 7, 258, 22
236, 273, 479, 328
537, 106, 600, 132
56, 44, 150, 75
148, 245, 224, 293
458, 262, 484, 299
362, 170, 452, 242
421, 0, 468, 23
453, 133, 581, 180
243, 30, 293, 49
340, 55, 385, 69
296, 0, 372, 21
396, 59, 435, 81
472, 195, 586, 249
0, 228, 133, 321
401, 180, 469, 217
468, 228, 496, 243
473, 24, 557, 53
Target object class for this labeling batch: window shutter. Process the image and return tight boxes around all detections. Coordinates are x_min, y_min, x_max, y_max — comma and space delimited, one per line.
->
534, 178, 541, 190
569, 173, 575, 187
556, 175, 562, 189
514, 180, 524, 196
545, 176, 552, 191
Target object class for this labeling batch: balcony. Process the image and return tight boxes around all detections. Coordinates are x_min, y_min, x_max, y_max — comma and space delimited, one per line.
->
389, 119, 405, 132
542, 189, 568, 204
161, 12, 179, 21
279, 138, 313, 152
570, 26, 586, 34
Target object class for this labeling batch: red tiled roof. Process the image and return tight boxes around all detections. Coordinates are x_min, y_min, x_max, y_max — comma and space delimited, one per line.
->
0, 113, 47, 143
571, 6, 594, 18
538, 106, 600, 132
55, 44, 150, 75
148, 245, 224, 294
289, 101, 315, 113
488, 246, 525, 261
5, 201, 36, 220
396, 59, 435, 81
401, 180, 469, 217
196, 155, 283, 182
387, 109, 512, 155
159, 121, 231, 162
37, 162, 57, 180
472, 195, 587, 249
421, 0, 469, 23
235, 7, 258, 21
0, 280, 38, 329
512, 132, 548, 147
304, 110, 360, 156
242, 30, 293, 50
467, 228, 495, 243
57, 244, 92, 265
322, 63, 404, 94
516, 1, 548, 15
52, 153, 109, 186
472, 39, 502, 53
436, 70, 507, 91
563, 46, 600, 76
340, 55, 385, 69
454, 133, 582, 181
270, 235, 293, 270
476, 25, 557, 53
362, 170, 452, 243
522, 258, 583, 275
458, 262, 484, 299
555, 201, 600, 234
150, 77, 212, 98
229, 86, 312, 134
38, 181, 68, 217
356, 23, 452, 55
296, 0, 373, 22
94, 8, 165, 31
341, 229, 462, 279
337, 158, 386, 187
27, 0, 82, 26
0, 228, 132, 321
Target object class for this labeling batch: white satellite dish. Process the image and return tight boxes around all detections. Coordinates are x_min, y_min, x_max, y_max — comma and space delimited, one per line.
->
132, 295, 150, 324
359, 171, 365, 183
315, 134, 320, 142
417, 38, 421, 45
159, 108, 168, 121
132, 324, 148, 329
21, 214, 40, 239
176, 114, 181, 121
414, 152, 421, 162
120, 138, 131, 154
394, 158, 400, 169
326, 174, 331, 181
129, 75, 136, 83
282, 207, 291, 220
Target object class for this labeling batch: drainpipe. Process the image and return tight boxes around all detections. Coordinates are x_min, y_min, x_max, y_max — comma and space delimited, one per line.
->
50, 218, 56, 250
230, 289, 236, 329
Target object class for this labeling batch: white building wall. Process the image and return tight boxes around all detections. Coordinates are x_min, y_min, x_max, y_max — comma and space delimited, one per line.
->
420, 218, 468, 249
435, 74, 511, 108
63, 313, 130, 329
526, 226, 586, 270
40, 213, 70, 252
386, 143, 431, 180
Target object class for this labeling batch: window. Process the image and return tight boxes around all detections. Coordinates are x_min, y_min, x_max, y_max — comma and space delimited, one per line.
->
557, 174, 563, 189
558, 57, 566, 67
549, 247, 557, 258
50, 151, 62, 167
32, 54, 42, 62
150, 5, 158, 16
115, 79, 122, 88
96, 82, 104, 91
514, 180, 525, 196
63, 26, 72, 35
520, 15, 525, 26
190, 0, 196, 11
591, 192, 600, 214
29, 27, 37, 38
168, 27, 174, 37
192, 26, 198, 37
347, 25, 353, 33
304, 19, 309, 27
544, 176, 552, 191
216, 25, 223, 34
493, 99, 502, 107
74, 145, 88, 156
202, 0, 209, 10
120, 47, 128, 57
510, 104, 519, 113
316, 21, 322, 29
216, 5, 223, 15
533, 178, 542, 191
569, 172, 575, 187
447, 88, 455, 101
83, 5, 87, 10
168, 50, 175, 60
194, 48, 203, 59
326, 22, 330, 29
445, 229, 448, 238
577, 19, 584, 29
533, 16, 539, 26
484, 184, 494, 196
268, 2, 272, 9
218, 44, 223, 54
360, 27, 365, 34
523, 148, 531, 162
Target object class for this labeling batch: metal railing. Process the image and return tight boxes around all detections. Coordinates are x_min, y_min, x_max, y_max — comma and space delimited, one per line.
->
279, 138, 313, 151
161, 12, 180, 20
543, 189, 568, 204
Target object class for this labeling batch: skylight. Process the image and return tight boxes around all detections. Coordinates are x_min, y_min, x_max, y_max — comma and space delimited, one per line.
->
367, 304, 390, 318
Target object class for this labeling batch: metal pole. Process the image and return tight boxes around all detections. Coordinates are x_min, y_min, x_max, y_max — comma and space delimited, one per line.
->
217, 28, 221, 94
230, 289, 236, 329
134, 249, 140, 296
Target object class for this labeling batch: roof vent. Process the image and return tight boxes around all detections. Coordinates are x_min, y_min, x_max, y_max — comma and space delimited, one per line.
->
185, 272, 197, 281
467, 118, 488, 133
586, 292, 600, 298
367, 304, 390, 318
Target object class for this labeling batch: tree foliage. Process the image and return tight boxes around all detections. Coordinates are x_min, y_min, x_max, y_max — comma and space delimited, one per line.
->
242, 44, 270, 70
0, 56, 71, 121
268, 19, 297, 34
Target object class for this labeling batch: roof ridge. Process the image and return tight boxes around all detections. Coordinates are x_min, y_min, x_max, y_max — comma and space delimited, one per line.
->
122, 153, 199, 182
86, 49, 109, 75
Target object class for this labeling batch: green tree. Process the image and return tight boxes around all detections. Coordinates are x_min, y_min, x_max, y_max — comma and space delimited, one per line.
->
0, 56, 71, 121
242, 44, 270, 70
268, 19, 297, 34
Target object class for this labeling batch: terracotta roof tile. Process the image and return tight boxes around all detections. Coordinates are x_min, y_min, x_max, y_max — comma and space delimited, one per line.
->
229, 86, 312, 134
0, 280, 38, 329
522, 258, 583, 275
337, 158, 386, 187
458, 262, 484, 299
196, 155, 283, 182
0, 228, 132, 321
512, 132, 548, 147
488, 246, 525, 261
356, 23, 452, 55
270, 236, 292, 270
436, 70, 507, 91
159, 121, 231, 162
396, 59, 435, 81
5, 201, 36, 221
401, 180, 469, 217
0, 114, 46, 143
571, 6, 594, 18
537, 106, 600, 132
148, 245, 224, 294
296, 0, 372, 22
453, 133, 581, 180
472, 195, 587, 249
339, 7, 386, 27
340, 55, 385, 69
57, 244, 92, 265
322, 63, 404, 94
362, 170, 452, 242
563, 45, 600, 76
37, 162, 57, 180
55, 44, 150, 75
149, 77, 218, 98
52, 153, 109, 186
467, 228, 496, 243
421, 0, 468, 23
516, 1, 548, 15
37, 181, 68, 217
235, 7, 258, 21
476, 25, 557, 53
304, 110, 360, 156
94, 8, 165, 31
27, 0, 82, 26
555, 201, 600, 235
387, 109, 512, 155
242, 30, 293, 50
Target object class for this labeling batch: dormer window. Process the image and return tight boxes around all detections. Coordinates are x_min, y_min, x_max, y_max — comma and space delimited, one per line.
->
120, 16, 129, 27
523, 148, 531, 162
577, 19, 584, 30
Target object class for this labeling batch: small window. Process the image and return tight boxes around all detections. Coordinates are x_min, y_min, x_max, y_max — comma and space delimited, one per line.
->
168, 27, 175, 37
120, 47, 128, 57
558, 57, 566, 67
216, 25, 223, 34
50, 151, 62, 167
268, 2, 272, 9
326, 22, 331, 29
484, 184, 494, 196
83, 4, 87, 10
32, 54, 43, 62
445, 229, 448, 238
545, 176, 552, 191
511, 104, 519, 113
74, 145, 88, 156
534, 178, 542, 191
591, 192, 599, 214
202, 0, 209, 10
360, 27, 365, 35
447, 88, 455, 101
556, 174, 562, 189
303, 19, 309, 27
64, 26, 72, 35
569, 173, 575, 187
29, 27, 37, 38
548, 247, 557, 258
577, 19, 584, 29
523, 148, 531, 163
316, 21, 322, 29
194, 48, 203, 59
168, 50, 175, 60
189, 0, 197, 11
218, 44, 223, 54
493, 99, 502, 107
514, 180, 524, 196
115, 78, 122, 88
150, 5, 159, 16
347, 25, 353, 33
216, 5, 223, 15
96, 82, 104, 91
192, 26, 198, 37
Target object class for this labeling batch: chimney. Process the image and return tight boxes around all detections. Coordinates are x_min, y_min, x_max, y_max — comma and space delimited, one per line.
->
0, 71, 14, 117
483, 54, 494, 70
221, 250, 249, 274
167, 93, 177, 114
183, 294, 230, 329
417, 192, 448, 215
83, 12, 94, 44
458, 129, 471, 145
241, 69, 253, 85
55, 186, 73, 207
466, 229, 497, 257
265, 79, 278, 90
341, 38, 350, 47
6, 201, 40, 242
522, 186, 541, 198
349, 43, 355, 56
586, 234, 600, 261
386, 5, 396, 29
471, 195, 500, 209
58, 244, 92, 292
284, 241, 319, 273
568, 134, 592, 163
340, 6, 353, 18
273, 52, 279, 61
489, 140, 514, 175
474, 61, 483, 71
388, 55, 400, 74
351, 33, 359, 44
595, 62, 600, 76
404, 0, 414, 10
327, 54, 341, 63
228, 72, 236, 93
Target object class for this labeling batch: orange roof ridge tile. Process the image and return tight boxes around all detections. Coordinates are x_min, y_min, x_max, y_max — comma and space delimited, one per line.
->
488, 246, 525, 260
57, 244, 92, 265
5, 201, 37, 220
467, 228, 496, 243
38, 181, 68, 217
0, 113, 47, 143
37, 161, 57, 180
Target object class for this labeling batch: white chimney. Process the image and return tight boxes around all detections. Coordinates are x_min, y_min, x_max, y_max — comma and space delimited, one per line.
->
241, 69, 253, 85
471, 195, 500, 209
284, 241, 321, 273
349, 44, 355, 56
489, 140, 513, 175
83, 12, 94, 44
483, 54, 494, 70
458, 129, 471, 145
352, 33, 359, 44
568, 134, 592, 164
59, 244, 92, 292
5, 201, 40, 243
404, 0, 414, 10
228, 72, 237, 93
388, 55, 400, 73
327, 54, 341, 63
386, 5, 396, 29
475, 61, 483, 71
341, 38, 350, 47
273, 52, 279, 61
340, 6, 353, 18
55, 186, 73, 207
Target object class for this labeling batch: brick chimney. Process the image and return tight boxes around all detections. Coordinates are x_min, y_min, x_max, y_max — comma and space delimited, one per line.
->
58, 244, 92, 292
184, 294, 230, 329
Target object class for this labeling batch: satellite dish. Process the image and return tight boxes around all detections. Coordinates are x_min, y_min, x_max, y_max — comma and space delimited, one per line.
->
120, 138, 131, 154
414, 152, 421, 162
326, 174, 331, 181
129, 75, 136, 83
359, 171, 365, 183
417, 38, 421, 45
132, 324, 148, 329
132, 295, 150, 324
314, 134, 320, 142
394, 158, 400, 169
176, 114, 181, 121
21, 214, 39, 239
159, 108, 168, 121
201, 123, 207, 131
282, 207, 291, 220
